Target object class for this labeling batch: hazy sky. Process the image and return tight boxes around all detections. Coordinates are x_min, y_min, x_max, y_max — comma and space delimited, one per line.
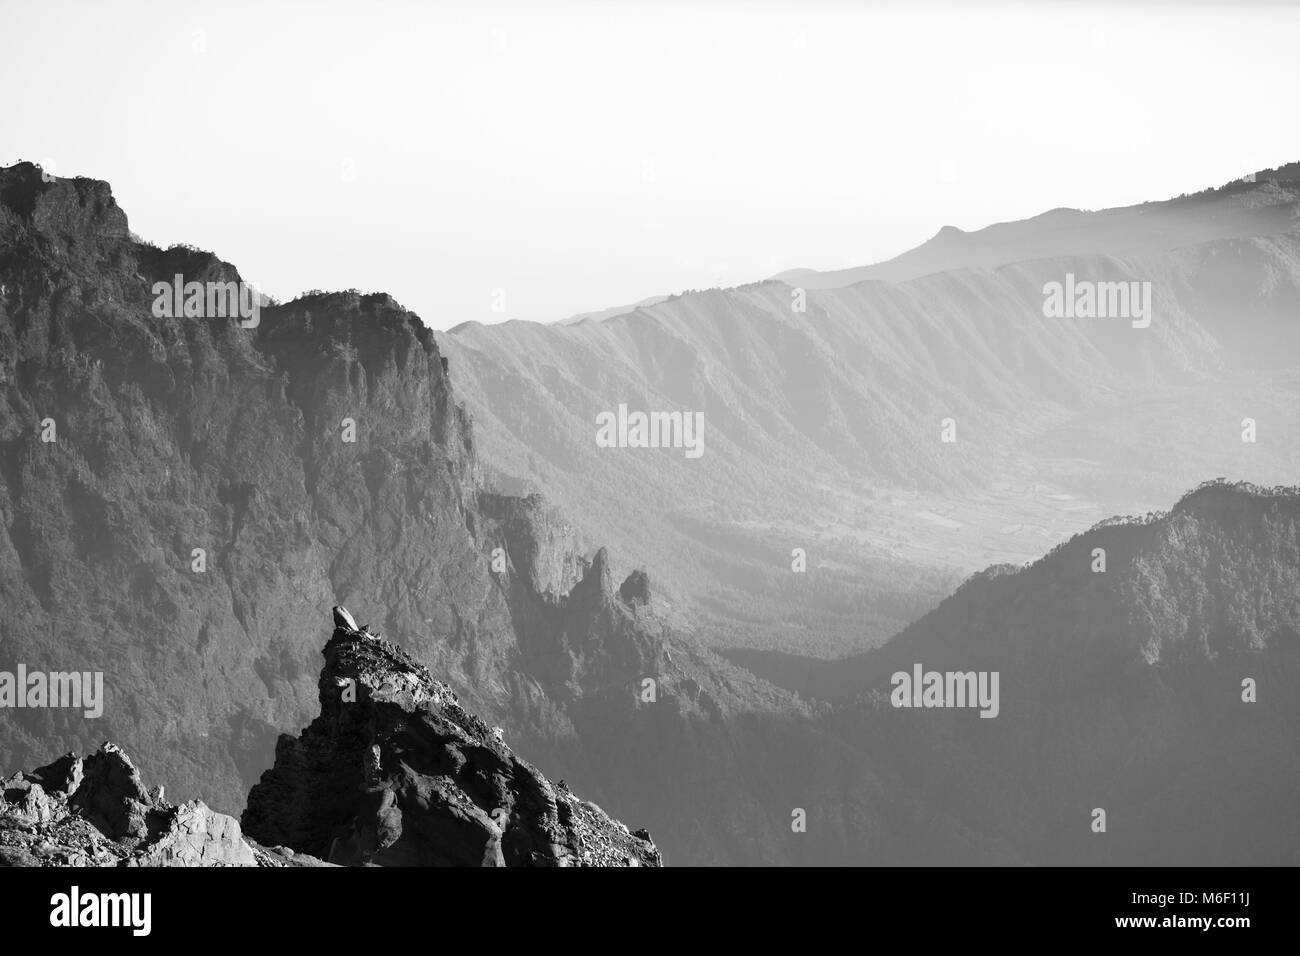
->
2, 0, 1296, 328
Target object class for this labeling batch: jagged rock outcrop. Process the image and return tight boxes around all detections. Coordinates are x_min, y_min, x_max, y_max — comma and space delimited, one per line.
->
242, 607, 661, 866
1, 604, 660, 868
0, 742, 274, 866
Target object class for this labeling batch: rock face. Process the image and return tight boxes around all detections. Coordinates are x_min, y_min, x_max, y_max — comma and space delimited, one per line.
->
0, 160, 569, 812
0, 742, 263, 866
242, 607, 661, 866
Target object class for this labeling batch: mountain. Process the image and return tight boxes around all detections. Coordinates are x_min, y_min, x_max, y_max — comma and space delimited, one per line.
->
439, 170, 1300, 659
832, 480, 1300, 865
5, 160, 1300, 866
727, 480, 1300, 864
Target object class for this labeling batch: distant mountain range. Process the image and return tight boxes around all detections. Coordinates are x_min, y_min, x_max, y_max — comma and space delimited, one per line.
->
439, 167, 1300, 658
2, 160, 1298, 864
775, 162, 1300, 288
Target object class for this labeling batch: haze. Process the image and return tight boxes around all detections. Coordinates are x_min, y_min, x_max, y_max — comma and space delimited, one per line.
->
1, 0, 1295, 328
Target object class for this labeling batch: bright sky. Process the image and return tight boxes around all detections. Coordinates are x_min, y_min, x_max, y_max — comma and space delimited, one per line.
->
2, 0, 1296, 328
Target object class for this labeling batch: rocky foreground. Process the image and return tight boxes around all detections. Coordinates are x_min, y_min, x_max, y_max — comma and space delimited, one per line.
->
0, 607, 661, 867
0, 742, 291, 867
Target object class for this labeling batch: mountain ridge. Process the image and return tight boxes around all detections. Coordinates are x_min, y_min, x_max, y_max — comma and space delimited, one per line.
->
439, 184, 1300, 658
774, 168, 1300, 289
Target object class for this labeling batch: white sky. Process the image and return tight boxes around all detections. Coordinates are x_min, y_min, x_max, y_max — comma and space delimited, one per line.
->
2, 0, 1296, 329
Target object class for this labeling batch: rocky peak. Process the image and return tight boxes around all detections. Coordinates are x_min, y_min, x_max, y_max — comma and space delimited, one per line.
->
2, 604, 662, 867
241, 607, 662, 866
576, 546, 615, 604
